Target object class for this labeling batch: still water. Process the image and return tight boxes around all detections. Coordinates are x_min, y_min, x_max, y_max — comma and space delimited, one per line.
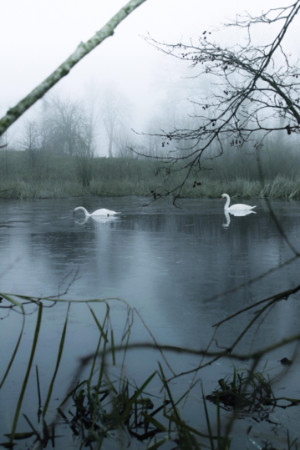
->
0, 196, 300, 448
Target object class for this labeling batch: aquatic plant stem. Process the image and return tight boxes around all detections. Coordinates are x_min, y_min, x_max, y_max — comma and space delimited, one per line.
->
42, 303, 71, 420
0, 296, 25, 388
9, 302, 43, 444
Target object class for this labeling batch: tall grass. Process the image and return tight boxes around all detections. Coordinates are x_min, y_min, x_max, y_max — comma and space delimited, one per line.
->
0, 146, 300, 199
1, 291, 300, 448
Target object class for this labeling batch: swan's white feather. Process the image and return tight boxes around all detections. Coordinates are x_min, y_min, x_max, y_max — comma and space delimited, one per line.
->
73, 206, 119, 217
221, 193, 256, 212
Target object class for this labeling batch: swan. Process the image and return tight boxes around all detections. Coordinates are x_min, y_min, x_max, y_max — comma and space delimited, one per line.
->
73, 206, 119, 218
221, 193, 256, 213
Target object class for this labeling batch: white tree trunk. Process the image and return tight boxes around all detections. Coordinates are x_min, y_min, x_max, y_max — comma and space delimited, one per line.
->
0, 0, 147, 137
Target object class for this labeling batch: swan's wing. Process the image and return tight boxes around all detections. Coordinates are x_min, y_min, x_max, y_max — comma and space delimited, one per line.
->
91, 215, 118, 223
230, 210, 256, 217
93, 208, 119, 216
229, 204, 255, 212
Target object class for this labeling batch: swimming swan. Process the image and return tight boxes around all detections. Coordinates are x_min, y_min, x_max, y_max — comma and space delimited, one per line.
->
221, 193, 256, 213
73, 206, 119, 217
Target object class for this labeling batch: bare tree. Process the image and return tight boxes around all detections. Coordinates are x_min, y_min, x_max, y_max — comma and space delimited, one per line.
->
38, 95, 96, 186
40, 96, 88, 156
20, 120, 41, 171
100, 86, 133, 157
146, 2, 300, 195
103, 103, 118, 158
76, 104, 97, 187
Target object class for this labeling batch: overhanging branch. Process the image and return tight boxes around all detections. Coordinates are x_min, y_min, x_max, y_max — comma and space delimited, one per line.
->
0, 0, 147, 137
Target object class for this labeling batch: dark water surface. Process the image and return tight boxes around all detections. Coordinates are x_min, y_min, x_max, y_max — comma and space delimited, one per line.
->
0, 196, 300, 448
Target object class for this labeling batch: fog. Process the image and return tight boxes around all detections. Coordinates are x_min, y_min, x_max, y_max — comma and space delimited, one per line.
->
0, 0, 296, 155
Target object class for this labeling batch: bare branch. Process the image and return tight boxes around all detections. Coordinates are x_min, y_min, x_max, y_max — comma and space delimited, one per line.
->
145, 1, 300, 174
0, 0, 147, 137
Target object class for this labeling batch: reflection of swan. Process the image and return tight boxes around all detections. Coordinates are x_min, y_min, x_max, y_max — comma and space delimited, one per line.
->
73, 206, 119, 218
221, 193, 256, 213
74, 215, 118, 225
230, 210, 256, 217
222, 209, 256, 228
222, 210, 231, 228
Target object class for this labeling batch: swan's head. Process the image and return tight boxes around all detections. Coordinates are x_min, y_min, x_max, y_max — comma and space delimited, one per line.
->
73, 207, 81, 214
221, 193, 228, 199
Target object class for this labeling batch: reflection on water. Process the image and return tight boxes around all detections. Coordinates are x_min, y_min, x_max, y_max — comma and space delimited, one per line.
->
222, 209, 256, 228
0, 197, 300, 346
73, 215, 119, 225
0, 196, 300, 447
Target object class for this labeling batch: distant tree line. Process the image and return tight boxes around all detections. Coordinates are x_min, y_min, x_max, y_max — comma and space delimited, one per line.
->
22, 97, 94, 156
18, 96, 94, 187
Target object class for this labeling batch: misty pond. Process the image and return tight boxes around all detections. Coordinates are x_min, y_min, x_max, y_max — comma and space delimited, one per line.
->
0, 196, 300, 449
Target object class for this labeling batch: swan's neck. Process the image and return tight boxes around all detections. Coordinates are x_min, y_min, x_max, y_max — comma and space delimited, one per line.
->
82, 207, 90, 217
224, 195, 230, 209
77, 206, 89, 216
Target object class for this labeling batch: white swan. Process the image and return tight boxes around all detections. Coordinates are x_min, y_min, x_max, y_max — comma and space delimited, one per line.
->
221, 193, 256, 213
73, 206, 119, 218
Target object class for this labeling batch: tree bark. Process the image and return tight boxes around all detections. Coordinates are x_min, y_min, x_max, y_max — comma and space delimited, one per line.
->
0, 0, 147, 137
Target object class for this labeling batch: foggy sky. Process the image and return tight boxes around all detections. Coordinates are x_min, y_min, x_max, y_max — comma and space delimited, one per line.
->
0, 0, 295, 154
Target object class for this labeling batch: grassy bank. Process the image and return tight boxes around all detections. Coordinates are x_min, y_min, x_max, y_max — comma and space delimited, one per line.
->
1, 174, 299, 201
0, 148, 300, 199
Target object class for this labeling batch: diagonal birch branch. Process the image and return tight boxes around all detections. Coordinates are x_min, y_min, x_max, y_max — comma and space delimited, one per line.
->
0, 0, 147, 137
